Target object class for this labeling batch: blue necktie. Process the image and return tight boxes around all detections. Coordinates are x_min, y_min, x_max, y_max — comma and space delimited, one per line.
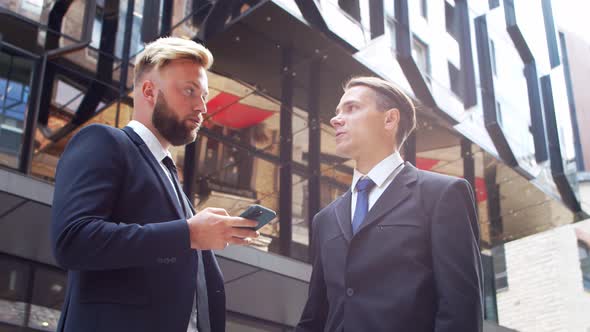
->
352, 177, 376, 235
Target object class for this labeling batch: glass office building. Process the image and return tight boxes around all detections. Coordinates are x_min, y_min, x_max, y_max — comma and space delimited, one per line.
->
0, 0, 587, 330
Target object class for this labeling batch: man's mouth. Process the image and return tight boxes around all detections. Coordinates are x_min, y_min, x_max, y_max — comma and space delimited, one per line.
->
187, 118, 201, 128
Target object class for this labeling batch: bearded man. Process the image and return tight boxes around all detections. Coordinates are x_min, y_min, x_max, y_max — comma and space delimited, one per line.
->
51, 37, 259, 332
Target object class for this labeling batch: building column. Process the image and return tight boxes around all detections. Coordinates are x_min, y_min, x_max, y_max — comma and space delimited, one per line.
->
279, 47, 293, 256
307, 59, 321, 259
403, 132, 416, 167
462, 138, 477, 206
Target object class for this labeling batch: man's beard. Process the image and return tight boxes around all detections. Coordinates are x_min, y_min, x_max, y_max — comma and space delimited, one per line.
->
152, 93, 198, 146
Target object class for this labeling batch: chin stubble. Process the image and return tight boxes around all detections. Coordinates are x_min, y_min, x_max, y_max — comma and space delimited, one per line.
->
152, 93, 197, 146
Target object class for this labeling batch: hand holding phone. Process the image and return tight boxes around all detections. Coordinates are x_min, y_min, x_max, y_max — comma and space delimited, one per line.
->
239, 204, 276, 230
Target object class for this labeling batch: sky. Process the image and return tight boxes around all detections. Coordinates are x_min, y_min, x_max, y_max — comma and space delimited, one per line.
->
554, 0, 590, 43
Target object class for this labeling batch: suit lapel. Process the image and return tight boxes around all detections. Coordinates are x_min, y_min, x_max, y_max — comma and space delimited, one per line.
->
334, 190, 353, 242
355, 162, 418, 236
122, 127, 185, 218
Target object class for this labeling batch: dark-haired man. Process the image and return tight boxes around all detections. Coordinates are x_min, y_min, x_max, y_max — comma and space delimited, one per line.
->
296, 76, 483, 332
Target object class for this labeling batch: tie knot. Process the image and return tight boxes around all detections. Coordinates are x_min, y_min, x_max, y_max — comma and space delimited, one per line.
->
356, 177, 375, 192
162, 156, 176, 172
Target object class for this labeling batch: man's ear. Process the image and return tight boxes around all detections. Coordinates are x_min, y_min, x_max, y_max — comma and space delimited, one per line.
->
141, 80, 156, 105
384, 108, 400, 131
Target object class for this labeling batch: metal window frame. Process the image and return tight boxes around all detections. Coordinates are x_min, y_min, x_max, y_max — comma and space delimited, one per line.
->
279, 46, 294, 257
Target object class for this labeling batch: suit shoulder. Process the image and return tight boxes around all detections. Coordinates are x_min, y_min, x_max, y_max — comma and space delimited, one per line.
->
312, 192, 348, 227
68, 124, 128, 149
414, 168, 475, 215
75, 123, 125, 139
415, 168, 467, 190
320, 192, 348, 216
60, 124, 130, 168
414, 168, 472, 209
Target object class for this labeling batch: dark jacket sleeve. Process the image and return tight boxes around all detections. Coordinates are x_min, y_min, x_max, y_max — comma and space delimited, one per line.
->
295, 216, 328, 332
431, 178, 483, 332
50, 125, 191, 271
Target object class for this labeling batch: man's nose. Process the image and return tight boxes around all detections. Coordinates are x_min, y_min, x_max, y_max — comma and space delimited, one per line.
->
330, 115, 342, 128
196, 97, 207, 114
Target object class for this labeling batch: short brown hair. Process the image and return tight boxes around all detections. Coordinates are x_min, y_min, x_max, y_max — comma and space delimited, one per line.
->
134, 37, 213, 83
344, 76, 416, 147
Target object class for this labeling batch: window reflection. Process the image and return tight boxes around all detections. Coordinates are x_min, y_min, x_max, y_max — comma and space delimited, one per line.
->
0, 50, 34, 170
0, 254, 66, 332
194, 135, 280, 250
28, 268, 66, 331
292, 175, 309, 246
0, 257, 29, 327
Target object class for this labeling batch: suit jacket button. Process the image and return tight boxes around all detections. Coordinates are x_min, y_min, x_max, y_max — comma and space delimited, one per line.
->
346, 288, 354, 297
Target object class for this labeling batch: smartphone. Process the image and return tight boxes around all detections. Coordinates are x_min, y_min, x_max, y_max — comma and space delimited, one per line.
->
239, 204, 277, 230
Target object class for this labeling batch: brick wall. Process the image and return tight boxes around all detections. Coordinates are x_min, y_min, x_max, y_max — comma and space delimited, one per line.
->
497, 219, 590, 332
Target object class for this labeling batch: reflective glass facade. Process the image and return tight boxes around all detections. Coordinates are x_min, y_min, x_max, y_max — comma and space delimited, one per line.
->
0, 0, 587, 330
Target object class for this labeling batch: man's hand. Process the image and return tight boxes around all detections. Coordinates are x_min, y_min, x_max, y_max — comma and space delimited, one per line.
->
187, 207, 260, 250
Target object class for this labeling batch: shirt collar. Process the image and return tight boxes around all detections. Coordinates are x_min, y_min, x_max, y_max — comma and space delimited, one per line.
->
127, 120, 171, 163
351, 151, 404, 192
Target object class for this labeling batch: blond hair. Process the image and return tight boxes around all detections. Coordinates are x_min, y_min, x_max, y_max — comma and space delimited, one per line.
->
134, 37, 213, 83
344, 76, 416, 147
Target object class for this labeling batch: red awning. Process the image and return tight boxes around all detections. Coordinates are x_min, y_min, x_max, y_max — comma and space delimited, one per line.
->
205, 92, 274, 129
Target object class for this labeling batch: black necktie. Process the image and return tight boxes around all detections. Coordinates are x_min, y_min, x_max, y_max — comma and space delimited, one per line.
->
162, 156, 211, 332
162, 156, 191, 216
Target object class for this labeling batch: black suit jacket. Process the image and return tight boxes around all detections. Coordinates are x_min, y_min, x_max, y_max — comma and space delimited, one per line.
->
50, 124, 225, 332
296, 163, 483, 332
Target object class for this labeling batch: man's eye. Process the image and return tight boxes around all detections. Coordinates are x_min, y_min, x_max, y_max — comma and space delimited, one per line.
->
344, 105, 355, 113
184, 88, 194, 96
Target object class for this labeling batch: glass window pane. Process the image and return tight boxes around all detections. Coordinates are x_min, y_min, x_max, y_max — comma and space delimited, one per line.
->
204, 72, 281, 159
0, 255, 31, 328
292, 108, 309, 166
292, 175, 309, 243
420, 0, 427, 18
193, 136, 280, 252
0, 50, 34, 170
412, 36, 430, 81
31, 268, 66, 310
31, 99, 132, 182
28, 267, 66, 331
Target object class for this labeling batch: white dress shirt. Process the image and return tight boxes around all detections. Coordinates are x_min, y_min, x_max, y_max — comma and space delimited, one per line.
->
350, 151, 405, 221
127, 120, 181, 203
